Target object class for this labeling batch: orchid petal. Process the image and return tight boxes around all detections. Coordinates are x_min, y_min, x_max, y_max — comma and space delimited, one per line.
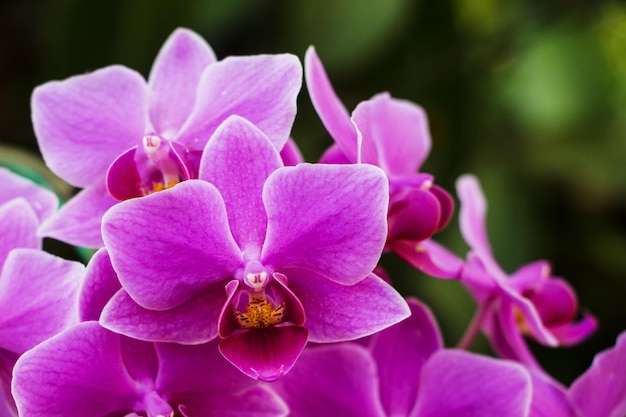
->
390, 239, 463, 279
370, 299, 443, 417
199, 116, 282, 253
529, 278, 577, 326
272, 343, 385, 417
319, 143, 352, 164
548, 312, 597, 345
351, 93, 431, 174
570, 331, 626, 417
148, 28, 216, 136
411, 350, 532, 417
38, 182, 117, 248
529, 371, 578, 417
102, 180, 242, 310
0, 199, 40, 267
431, 184, 454, 231
304, 47, 358, 162
0, 167, 58, 223
12, 322, 140, 417
157, 340, 288, 416
79, 249, 121, 321
388, 188, 441, 243
32, 66, 148, 187
105, 146, 143, 200
456, 174, 506, 279
178, 54, 302, 151
262, 163, 388, 285
0, 249, 82, 354
219, 325, 309, 381
287, 271, 409, 342
100, 285, 225, 344
280, 137, 304, 166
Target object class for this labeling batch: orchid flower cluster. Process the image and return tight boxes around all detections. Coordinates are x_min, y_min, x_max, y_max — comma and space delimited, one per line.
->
1, 27, 624, 417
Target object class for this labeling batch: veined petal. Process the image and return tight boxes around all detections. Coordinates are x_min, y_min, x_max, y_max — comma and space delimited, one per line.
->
199, 116, 282, 253
287, 270, 409, 342
0, 249, 83, 354
156, 340, 287, 417
369, 299, 443, 417
0, 199, 40, 268
219, 325, 309, 381
100, 284, 225, 344
32, 65, 148, 187
351, 93, 431, 175
102, 180, 242, 310
410, 350, 532, 417
177, 54, 302, 151
456, 174, 506, 280
529, 371, 578, 417
37, 182, 118, 248
12, 322, 142, 417
148, 28, 216, 136
262, 163, 388, 285
79, 248, 121, 321
0, 167, 58, 223
305, 47, 358, 163
271, 343, 386, 417
570, 331, 626, 417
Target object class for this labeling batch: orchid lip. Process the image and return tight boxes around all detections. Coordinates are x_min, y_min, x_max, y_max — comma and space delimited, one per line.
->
142, 390, 174, 417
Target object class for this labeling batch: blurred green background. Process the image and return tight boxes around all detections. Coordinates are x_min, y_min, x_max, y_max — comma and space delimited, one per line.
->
1, 0, 625, 384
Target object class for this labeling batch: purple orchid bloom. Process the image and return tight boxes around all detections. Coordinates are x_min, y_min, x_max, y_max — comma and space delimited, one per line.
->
12, 322, 288, 417
272, 298, 533, 417
569, 330, 626, 417
32, 27, 302, 248
456, 174, 597, 368
98, 116, 409, 381
304, 47, 459, 278
0, 194, 84, 416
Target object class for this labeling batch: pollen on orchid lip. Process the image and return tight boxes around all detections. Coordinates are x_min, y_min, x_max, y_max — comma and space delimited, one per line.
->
235, 291, 285, 329
143, 134, 162, 153
150, 180, 179, 194
415, 244, 426, 253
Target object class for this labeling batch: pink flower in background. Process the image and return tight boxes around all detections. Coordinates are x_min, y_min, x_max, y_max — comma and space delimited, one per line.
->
99, 116, 409, 381
456, 174, 596, 367
304, 47, 460, 279
32, 28, 302, 248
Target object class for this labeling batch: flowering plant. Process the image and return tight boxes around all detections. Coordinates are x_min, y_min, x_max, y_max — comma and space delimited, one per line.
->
1, 28, 623, 417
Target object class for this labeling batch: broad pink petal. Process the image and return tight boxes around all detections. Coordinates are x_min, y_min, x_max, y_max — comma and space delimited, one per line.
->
102, 180, 242, 310
272, 343, 386, 417
351, 93, 431, 175
100, 285, 225, 344
148, 28, 216, 136
262, 163, 388, 285
280, 137, 304, 166
570, 331, 626, 417
12, 322, 141, 417
529, 371, 578, 417
156, 341, 288, 417
0, 167, 58, 223
32, 66, 148, 187
370, 299, 443, 417
0, 199, 40, 267
0, 249, 83, 354
199, 116, 282, 253
305, 47, 358, 162
287, 271, 409, 342
390, 239, 463, 279
456, 174, 506, 279
38, 182, 117, 248
79, 249, 121, 321
411, 350, 532, 417
177, 54, 302, 151
219, 325, 309, 381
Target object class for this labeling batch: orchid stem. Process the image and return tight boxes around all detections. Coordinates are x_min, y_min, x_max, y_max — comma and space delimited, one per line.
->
457, 301, 490, 350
